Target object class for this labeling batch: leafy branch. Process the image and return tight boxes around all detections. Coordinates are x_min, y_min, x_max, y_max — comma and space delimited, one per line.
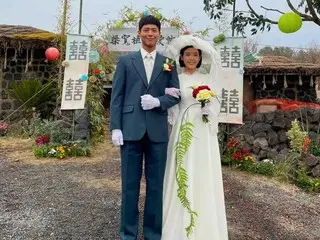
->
203, 0, 320, 36
95, 5, 212, 42
174, 121, 197, 237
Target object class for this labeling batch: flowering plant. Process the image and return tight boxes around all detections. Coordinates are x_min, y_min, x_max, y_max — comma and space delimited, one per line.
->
50, 145, 79, 159
33, 141, 91, 159
35, 135, 50, 146
0, 123, 8, 136
232, 148, 253, 162
56, 146, 66, 159
225, 137, 255, 163
302, 136, 311, 154
163, 58, 175, 72
287, 119, 308, 153
191, 84, 216, 123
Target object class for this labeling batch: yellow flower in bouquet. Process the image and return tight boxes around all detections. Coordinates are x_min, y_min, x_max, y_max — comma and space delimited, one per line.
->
196, 89, 215, 101
192, 84, 216, 123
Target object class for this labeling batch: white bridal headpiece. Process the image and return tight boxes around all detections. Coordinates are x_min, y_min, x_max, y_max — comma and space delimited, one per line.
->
164, 34, 222, 81
164, 35, 223, 126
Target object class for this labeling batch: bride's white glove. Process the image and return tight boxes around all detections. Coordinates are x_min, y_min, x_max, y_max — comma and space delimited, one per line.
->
165, 87, 181, 98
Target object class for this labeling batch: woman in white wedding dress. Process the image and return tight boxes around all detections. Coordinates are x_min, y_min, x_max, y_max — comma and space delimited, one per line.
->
162, 35, 229, 240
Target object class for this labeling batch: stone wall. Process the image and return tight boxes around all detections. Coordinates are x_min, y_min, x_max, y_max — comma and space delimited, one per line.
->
231, 107, 320, 161
0, 48, 57, 120
252, 75, 317, 102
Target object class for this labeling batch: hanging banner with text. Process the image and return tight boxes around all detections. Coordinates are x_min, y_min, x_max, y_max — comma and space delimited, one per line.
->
216, 37, 244, 124
108, 28, 179, 52
61, 34, 92, 110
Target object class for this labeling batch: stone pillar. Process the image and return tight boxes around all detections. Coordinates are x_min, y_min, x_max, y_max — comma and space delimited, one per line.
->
74, 108, 90, 141
57, 107, 90, 142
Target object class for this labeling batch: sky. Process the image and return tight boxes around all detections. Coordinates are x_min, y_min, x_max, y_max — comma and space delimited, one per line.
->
1, 0, 319, 50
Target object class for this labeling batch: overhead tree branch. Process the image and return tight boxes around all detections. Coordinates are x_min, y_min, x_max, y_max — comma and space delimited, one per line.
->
222, 8, 251, 14
245, 0, 278, 24
286, 0, 314, 21
260, 6, 285, 14
203, 0, 320, 37
306, 0, 320, 25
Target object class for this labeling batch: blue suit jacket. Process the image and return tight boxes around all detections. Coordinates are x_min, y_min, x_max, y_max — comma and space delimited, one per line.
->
110, 51, 180, 142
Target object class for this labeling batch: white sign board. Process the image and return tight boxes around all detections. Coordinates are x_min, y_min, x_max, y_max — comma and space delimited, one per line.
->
108, 28, 179, 52
61, 34, 92, 110
216, 37, 244, 124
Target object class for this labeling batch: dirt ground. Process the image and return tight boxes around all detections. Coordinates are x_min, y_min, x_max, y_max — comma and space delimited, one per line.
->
1, 137, 320, 240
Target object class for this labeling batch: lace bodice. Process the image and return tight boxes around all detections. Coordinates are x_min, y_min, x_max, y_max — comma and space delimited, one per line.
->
178, 72, 209, 111
168, 71, 221, 127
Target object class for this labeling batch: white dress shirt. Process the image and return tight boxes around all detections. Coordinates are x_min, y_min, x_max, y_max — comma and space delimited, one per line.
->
141, 48, 156, 83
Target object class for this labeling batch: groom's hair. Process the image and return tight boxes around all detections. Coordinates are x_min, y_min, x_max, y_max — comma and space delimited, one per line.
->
138, 15, 161, 31
179, 45, 202, 68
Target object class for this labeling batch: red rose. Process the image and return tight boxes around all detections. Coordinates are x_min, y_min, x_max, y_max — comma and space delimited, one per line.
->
192, 85, 211, 98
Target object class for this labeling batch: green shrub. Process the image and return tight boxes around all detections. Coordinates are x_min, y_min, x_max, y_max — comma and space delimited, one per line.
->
5, 78, 56, 117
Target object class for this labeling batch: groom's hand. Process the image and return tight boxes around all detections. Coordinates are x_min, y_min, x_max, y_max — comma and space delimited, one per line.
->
141, 94, 160, 110
111, 129, 123, 146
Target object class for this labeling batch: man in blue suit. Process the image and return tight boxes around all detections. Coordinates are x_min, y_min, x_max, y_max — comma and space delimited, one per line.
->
110, 15, 180, 240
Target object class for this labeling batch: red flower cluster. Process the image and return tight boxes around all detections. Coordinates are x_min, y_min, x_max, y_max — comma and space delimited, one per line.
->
0, 122, 8, 136
226, 137, 239, 148
35, 135, 50, 146
232, 148, 250, 161
192, 85, 211, 98
226, 137, 252, 162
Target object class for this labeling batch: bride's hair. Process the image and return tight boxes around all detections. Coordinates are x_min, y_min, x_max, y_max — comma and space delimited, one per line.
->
179, 45, 202, 68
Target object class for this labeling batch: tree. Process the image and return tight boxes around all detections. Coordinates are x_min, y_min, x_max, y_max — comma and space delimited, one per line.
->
258, 46, 274, 55
258, 46, 296, 58
256, 44, 320, 64
203, 0, 320, 35
212, 6, 232, 35
244, 38, 259, 54
294, 42, 320, 63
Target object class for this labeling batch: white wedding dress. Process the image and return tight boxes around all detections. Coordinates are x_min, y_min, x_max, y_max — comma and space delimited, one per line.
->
162, 71, 228, 240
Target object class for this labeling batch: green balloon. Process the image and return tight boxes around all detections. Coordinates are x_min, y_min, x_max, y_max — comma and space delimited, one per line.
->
213, 34, 225, 44
278, 12, 302, 34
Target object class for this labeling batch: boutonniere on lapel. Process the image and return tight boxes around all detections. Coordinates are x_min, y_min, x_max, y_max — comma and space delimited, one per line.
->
163, 58, 175, 72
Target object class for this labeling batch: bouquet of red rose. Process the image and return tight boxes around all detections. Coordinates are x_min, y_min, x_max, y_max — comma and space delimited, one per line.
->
192, 84, 216, 123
